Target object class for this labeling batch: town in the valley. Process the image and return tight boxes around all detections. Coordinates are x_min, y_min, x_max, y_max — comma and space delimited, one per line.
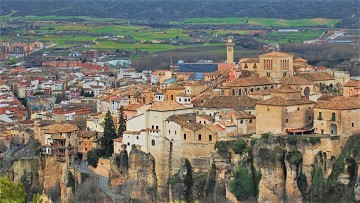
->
0, 38, 360, 202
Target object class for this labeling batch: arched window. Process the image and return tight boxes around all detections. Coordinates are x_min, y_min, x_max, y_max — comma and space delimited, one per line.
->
151, 140, 155, 146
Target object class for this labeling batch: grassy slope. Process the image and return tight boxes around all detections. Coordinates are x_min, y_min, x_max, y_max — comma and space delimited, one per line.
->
185, 17, 339, 28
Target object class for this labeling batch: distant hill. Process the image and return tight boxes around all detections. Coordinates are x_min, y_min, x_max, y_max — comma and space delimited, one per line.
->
1, 0, 359, 26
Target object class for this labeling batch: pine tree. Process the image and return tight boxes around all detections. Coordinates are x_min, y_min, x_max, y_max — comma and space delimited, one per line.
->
101, 110, 117, 156
118, 105, 126, 137
80, 88, 85, 96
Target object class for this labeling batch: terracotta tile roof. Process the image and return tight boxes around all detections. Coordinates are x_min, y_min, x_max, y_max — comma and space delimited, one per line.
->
224, 75, 275, 87
219, 121, 236, 127
298, 72, 334, 82
294, 58, 307, 62
257, 97, 315, 106
241, 58, 260, 63
123, 131, 141, 135
249, 90, 271, 96
113, 137, 123, 142
219, 109, 255, 119
167, 113, 203, 132
270, 86, 301, 93
197, 114, 215, 121
166, 82, 185, 90
314, 96, 360, 110
200, 96, 259, 109
149, 100, 186, 111
317, 95, 337, 101
343, 80, 360, 88
280, 76, 311, 85
43, 123, 78, 133
78, 131, 97, 138
191, 92, 219, 107
260, 52, 293, 58
123, 103, 145, 111
205, 124, 224, 132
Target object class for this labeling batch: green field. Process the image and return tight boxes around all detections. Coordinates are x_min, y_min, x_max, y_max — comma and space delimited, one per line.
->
256, 30, 324, 44
184, 17, 249, 25
0, 15, 334, 53
184, 17, 339, 28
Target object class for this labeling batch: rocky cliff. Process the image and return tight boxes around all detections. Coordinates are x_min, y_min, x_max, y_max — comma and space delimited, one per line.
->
109, 134, 360, 203
109, 145, 157, 202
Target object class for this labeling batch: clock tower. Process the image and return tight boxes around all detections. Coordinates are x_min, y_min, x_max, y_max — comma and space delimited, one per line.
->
226, 37, 234, 64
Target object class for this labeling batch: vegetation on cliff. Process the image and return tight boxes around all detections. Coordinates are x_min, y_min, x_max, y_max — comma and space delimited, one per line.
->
229, 166, 261, 201
0, 177, 26, 203
305, 135, 360, 202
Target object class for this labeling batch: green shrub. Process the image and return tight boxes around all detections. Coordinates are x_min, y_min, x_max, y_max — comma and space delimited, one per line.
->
287, 136, 298, 145
228, 167, 261, 201
297, 173, 307, 195
232, 139, 250, 154
261, 133, 270, 140
286, 151, 302, 165
215, 141, 233, 156
309, 137, 321, 145
87, 149, 100, 168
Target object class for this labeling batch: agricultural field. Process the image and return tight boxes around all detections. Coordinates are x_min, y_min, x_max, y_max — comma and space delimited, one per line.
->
256, 29, 324, 44
0, 15, 334, 55
184, 17, 339, 28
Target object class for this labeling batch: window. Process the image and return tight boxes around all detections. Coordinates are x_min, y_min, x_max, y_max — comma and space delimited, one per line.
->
267, 108, 270, 111
179, 98, 182, 102
240, 119, 243, 124
127, 142, 130, 146
297, 107, 300, 111
152, 125, 154, 129
198, 134, 202, 141
175, 131, 177, 134
309, 116, 312, 121
331, 113, 336, 121
184, 134, 186, 140
151, 140, 155, 146
249, 119, 252, 123
168, 130, 171, 134
352, 123, 354, 127
156, 126, 159, 129
286, 119, 289, 123
136, 136, 139, 139
209, 135, 212, 141
318, 112, 322, 120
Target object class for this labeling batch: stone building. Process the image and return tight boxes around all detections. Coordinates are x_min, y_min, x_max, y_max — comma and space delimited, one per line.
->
219, 75, 276, 96
256, 87, 315, 135
258, 52, 294, 81
343, 80, 360, 97
38, 123, 79, 166
313, 96, 360, 136
77, 131, 98, 160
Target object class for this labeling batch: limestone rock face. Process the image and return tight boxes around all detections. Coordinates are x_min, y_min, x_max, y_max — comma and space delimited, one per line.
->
284, 153, 303, 203
12, 158, 43, 202
128, 147, 157, 202
253, 137, 287, 203
109, 145, 157, 202
211, 152, 231, 203
109, 147, 129, 195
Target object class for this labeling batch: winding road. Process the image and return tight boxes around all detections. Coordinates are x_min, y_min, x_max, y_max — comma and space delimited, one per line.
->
74, 161, 128, 202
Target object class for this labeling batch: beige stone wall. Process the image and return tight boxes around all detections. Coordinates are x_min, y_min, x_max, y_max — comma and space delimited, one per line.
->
256, 105, 284, 135
258, 56, 294, 81
315, 108, 360, 136
256, 104, 314, 135
237, 118, 256, 135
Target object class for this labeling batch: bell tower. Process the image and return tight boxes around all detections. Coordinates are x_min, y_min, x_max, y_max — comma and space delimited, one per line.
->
226, 37, 234, 64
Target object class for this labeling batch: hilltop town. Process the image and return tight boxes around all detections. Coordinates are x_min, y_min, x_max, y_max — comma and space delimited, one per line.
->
0, 34, 359, 202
